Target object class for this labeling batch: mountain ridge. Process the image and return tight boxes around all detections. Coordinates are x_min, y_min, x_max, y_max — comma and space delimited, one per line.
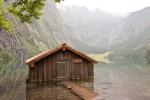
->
58, 6, 150, 63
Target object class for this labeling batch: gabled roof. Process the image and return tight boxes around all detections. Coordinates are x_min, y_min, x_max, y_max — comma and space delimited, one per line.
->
26, 43, 97, 65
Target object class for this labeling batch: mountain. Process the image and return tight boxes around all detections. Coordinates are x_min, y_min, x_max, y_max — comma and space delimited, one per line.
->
58, 6, 150, 63
0, 0, 69, 98
1, 2, 150, 99
0, 0, 67, 65
108, 7, 150, 62
58, 6, 122, 52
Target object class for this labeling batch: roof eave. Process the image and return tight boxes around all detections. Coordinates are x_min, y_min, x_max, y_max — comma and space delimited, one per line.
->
26, 44, 98, 65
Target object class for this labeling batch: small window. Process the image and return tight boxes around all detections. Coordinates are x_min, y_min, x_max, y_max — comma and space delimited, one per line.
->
72, 59, 82, 63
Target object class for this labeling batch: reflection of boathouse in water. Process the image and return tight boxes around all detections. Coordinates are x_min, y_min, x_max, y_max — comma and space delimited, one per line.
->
26, 82, 94, 100
26, 43, 97, 82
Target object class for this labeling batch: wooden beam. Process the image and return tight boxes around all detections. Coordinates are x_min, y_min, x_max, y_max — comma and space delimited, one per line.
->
61, 81, 97, 100
31, 63, 35, 68
63, 47, 66, 51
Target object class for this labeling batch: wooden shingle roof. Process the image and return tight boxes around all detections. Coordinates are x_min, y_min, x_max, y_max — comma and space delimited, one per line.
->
26, 43, 97, 65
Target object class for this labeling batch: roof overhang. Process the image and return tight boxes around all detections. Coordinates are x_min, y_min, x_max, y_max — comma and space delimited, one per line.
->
26, 43, 98, 65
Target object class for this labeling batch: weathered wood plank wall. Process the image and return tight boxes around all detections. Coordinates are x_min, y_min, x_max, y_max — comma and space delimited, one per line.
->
28, 49, 94, 82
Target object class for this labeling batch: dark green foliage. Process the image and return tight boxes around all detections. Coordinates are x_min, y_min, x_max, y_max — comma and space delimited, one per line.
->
0, 0, 12, 32
9, 0, 45, 23
0, 15, 13, 32
54, 0, 64, 3
0, 0, 64, 32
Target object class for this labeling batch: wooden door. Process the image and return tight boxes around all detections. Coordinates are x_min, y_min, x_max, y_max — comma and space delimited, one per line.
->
56, 61, 69, 80
72, 63, 81, 80
72, 59, 82, 80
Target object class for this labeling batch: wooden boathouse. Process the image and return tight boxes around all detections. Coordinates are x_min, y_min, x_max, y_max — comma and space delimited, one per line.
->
26, 43, 97, 82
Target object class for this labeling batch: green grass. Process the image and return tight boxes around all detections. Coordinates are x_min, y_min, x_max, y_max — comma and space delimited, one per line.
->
88, 52, 114, 64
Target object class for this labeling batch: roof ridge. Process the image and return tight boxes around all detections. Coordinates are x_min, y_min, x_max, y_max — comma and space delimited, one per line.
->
26, 43, 97, 65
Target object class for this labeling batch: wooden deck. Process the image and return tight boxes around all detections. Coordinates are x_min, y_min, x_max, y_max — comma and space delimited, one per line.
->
60, 81, 97, 100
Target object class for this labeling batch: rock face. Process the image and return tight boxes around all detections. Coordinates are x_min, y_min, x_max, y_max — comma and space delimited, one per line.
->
1, 2, 150, 99
0, 0, 69, 99
2, 3, 150, 63
58, 6, 122, 52
0, 0, 68, 64
58, 6, 150, 62
108, 7, 150, 61
1, 0, 150, 68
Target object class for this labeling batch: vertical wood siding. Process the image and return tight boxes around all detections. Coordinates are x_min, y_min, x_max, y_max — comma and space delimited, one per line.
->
28, 49, 94, 82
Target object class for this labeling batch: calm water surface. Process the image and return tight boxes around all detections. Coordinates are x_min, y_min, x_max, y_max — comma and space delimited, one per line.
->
94, 63, 150, 100
26, 82, 81, 100
25, 62, 150, 100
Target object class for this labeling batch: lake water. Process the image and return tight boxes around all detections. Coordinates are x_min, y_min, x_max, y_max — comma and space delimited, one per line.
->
26, 82, 81, 100
94, 62, 150, 100
25, 62, 150, 100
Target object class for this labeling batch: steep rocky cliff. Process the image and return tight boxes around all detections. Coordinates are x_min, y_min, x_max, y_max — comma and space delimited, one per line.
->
58, 6, 122, 52
0, 0, 68, 98
108, 7, 150, 62
58, 6, 150, 63
1, 2, 150, 99
0, 0, 67, 66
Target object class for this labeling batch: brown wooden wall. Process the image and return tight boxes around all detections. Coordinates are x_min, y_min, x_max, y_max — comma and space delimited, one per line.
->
28, 49, 94, 82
